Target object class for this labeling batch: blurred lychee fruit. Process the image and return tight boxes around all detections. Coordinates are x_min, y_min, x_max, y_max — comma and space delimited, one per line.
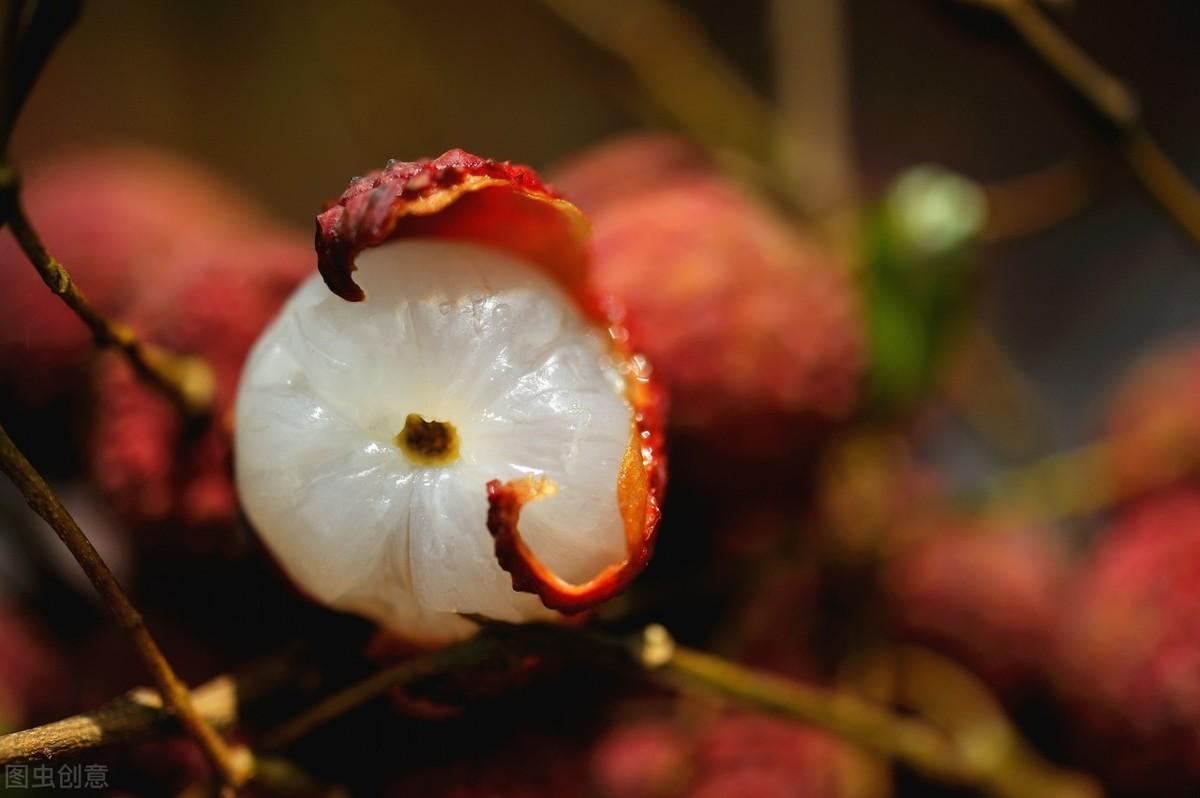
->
0, 602, 67, 731
554, 135, 865, 458
884, 518, 1071, 697
0, 148, 267, 405
384, 725, 591, 798
1054, 489, 1200, 794
591, 711, 872, 798
88, 233, 311, 551
1104, 339, 1200, 500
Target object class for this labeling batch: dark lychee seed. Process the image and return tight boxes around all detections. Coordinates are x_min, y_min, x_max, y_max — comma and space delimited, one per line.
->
397, 413, 460, 466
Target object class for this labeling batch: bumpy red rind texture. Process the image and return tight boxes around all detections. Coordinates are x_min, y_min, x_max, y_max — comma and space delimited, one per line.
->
554, 136, 865, 458
316, 149, 666, 614
315, 149, 589, 302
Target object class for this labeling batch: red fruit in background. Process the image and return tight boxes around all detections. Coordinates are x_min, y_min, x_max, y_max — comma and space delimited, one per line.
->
0, 148, 267, 404
384, 727, 590, 798
554, 136, 865, 457
1054, 489, 1200, 794
591, 711, 870, 798
89, 233, 311, 550
884, 518, 1071, 697
0, 603, 67, 731
551, 134, 711, 216
1104, 339, 1200, 498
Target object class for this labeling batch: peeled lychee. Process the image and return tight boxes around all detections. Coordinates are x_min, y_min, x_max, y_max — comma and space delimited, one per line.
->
236, 151, 664, 642
554, 135, 865, 456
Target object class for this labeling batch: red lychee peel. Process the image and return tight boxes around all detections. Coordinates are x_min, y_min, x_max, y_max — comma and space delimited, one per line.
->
315, 149, 588, 303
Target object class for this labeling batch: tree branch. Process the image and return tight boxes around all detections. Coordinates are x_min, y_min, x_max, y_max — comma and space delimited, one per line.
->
260, 634, 512, 751
0, 618, 1099, 797
260, 620, 1099, 798
769, 0, 858, 215
0, 171, 215, 415
961, 0, 1200, 251
0, 652, 294, 764
0, 422, 248, 788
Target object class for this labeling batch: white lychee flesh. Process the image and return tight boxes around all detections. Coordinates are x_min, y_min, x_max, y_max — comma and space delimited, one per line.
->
235, 240, 633, 642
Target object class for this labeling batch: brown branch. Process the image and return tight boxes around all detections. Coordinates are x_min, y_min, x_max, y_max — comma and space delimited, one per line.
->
537, 0, 776, 165
0, 169, 215, 415
768, 0, 858, 215
0, 3, 211, 415
961, 0, 1200, 251
260, 634, 512, 751
0, 653, 295, 765
533, 0, 811, 216
623, 625, 1096, 798
1, 618, 1099, 797
0, 422, 249, 788
266, 618, 1098, 798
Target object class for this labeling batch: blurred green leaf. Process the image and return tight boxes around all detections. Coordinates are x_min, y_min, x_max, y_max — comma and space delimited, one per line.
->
862, 165, 987, 410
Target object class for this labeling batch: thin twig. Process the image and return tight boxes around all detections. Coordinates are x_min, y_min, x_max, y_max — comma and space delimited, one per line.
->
1, 619, 1099, 797
261, 634, 511, 751
0, 652, 295, 764
769, 0, 858, 215
0, 168, 215, 415
533, 0, 810, 215
537, 0, 776, 166
961, 0, 1200, 250
0, 423, 249, 788
539, 623, 1096, 798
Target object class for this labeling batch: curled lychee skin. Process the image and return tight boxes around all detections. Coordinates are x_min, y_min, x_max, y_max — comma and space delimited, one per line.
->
238, 151, 665, 642
89, 233, 312, 547
0, 148, 267, 405
554, 135, 865, 456
1054, 490, 1200, 793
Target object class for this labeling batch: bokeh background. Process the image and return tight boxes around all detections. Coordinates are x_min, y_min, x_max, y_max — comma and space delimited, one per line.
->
14, 0, 1200, 453
4, 2, 1200, 797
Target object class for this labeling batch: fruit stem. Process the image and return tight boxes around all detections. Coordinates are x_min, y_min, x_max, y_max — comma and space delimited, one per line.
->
0, 422, 250, 789
959, 0, 1200, 252
0, 168, 216, 416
